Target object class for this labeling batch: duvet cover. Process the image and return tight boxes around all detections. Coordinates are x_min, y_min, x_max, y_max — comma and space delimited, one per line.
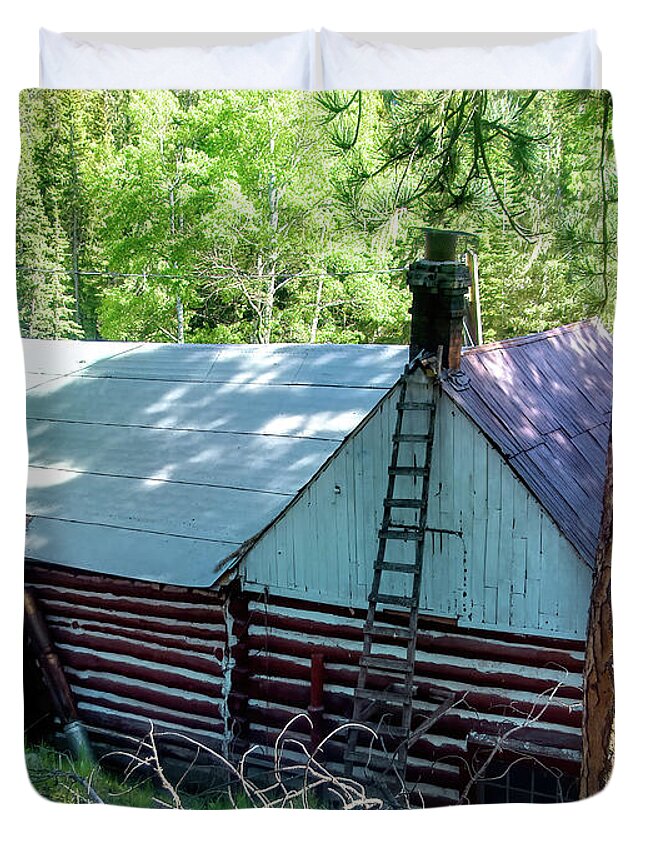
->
19, 87, 616, 809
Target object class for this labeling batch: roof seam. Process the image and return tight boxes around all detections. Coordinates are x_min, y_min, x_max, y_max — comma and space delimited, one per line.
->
27, 465, 295, 498
28, 514, 246, 546
55, 373, 396, 391
26, 417, 343, 444
506, 418, 612, 460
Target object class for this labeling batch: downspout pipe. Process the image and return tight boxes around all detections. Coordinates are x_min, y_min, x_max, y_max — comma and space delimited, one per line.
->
24, 588, 93, 761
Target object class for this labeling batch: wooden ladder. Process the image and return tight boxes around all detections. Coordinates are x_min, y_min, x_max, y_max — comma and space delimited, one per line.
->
345, 362, 441, 791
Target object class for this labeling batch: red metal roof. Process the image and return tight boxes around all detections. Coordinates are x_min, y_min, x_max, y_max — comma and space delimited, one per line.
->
442, 320, 612, 568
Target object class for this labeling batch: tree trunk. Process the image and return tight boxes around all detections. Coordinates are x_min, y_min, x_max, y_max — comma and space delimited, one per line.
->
168, 183, 184, 344
176, 294, 184, 344
260, 126, 279, 345
598, 91, 612, 314
69, 120, 82, 328
580, 435, 614, 797
260, 283, 274, 345
71, 209, 81, 327
310, 274, 325, 343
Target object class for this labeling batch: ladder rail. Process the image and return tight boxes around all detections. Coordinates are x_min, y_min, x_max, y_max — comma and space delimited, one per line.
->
345, 369, 440, 787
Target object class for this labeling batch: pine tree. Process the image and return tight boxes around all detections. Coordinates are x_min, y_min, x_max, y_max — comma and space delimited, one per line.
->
16, 97, 80, 339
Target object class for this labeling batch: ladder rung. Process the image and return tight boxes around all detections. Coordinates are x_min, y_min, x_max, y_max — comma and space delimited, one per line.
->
376, 560, 421, 574
356, 725, 409, 741
430, 686, 456, 702
388, 465, 428, 476
355, 687, 412, 706
377, 725, 410, 739
347, 748, 404, 769
369, 592, 416, 608
365, 623, 413, 639
397, 401, 435, 411
379, 527, 423, 541
393, 434, 429, 443
384, 498, 424, 509
360, 654, 410, 673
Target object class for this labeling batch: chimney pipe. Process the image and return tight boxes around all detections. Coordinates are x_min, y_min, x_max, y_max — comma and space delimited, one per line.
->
407, 228, 476, 370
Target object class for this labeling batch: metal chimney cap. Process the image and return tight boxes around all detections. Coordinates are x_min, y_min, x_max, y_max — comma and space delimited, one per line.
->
416, 227, 479, 263
419, 227, 479, 242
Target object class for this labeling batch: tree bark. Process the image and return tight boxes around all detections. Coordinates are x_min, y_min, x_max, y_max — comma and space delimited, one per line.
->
580, 435, 614, 798
599, 91, 612, 315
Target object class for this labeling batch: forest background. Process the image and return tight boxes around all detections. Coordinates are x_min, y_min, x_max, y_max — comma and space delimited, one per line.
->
16, 88, 616, 348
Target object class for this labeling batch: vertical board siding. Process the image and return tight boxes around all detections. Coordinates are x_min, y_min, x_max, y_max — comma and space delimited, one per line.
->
244, 389, 394, 606
25, 563, 229, 760
244, 594, 585, 806
242, 383, 592, 638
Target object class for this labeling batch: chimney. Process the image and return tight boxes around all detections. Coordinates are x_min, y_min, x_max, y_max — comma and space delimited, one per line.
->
407, 228, 475, 370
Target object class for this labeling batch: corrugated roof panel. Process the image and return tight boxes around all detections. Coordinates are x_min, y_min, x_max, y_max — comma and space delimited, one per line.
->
474, 348, 563, 436
570, 429, 608, 475
24, 339, 406, 585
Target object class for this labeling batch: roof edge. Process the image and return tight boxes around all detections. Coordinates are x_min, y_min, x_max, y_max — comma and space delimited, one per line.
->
461, 317, 610, 357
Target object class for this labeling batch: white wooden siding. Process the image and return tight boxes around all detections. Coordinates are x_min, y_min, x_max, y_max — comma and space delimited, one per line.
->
242, 375, 592, 639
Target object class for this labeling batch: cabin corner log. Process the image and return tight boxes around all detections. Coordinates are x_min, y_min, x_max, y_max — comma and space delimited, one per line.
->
226, 586, 251, 748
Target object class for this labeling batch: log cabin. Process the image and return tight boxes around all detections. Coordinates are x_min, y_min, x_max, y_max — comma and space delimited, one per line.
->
23, 232, 612, 806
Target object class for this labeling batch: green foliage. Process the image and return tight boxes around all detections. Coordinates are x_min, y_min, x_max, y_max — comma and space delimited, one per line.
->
321, 89, 617, 338
97, 279, 189, 343
16, 89, 616, 346
16, 92, 82, 339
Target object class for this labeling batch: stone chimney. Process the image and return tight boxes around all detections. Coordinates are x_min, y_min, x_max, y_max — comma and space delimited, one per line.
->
407, 228, 475, 370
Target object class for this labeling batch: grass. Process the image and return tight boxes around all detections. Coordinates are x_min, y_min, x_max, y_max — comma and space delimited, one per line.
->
25, 743, 255, 809
24, 716, 386, 809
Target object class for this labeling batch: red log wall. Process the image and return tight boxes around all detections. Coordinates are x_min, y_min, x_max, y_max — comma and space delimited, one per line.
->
25, 564, 585, 805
